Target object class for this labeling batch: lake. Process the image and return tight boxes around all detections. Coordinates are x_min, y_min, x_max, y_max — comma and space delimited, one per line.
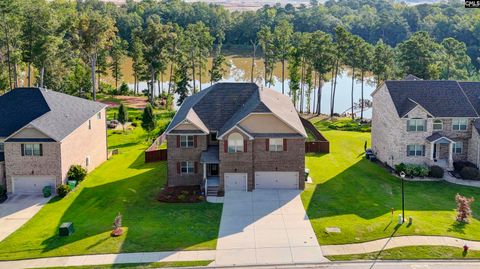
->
110, 51, 376, 118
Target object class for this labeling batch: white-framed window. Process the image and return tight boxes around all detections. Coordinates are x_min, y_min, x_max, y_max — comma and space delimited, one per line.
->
88, 119, 92, 130
407, 144, 424, 156
97, 112, 102, 120
228, 132, 244, 153
433, 120, 443, 131
180, 135, 194, 148
269, 138, 284, 151
0, 142, 4, 152
181, 161, 194, 174
22, 144, 42, 156
407, 119, 426, 132
453, 118, 467, 131
453, 142, 463, 154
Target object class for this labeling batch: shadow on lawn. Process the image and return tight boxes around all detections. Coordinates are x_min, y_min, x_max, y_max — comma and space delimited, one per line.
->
40, 150, 221, 255
306, 157, 480, 220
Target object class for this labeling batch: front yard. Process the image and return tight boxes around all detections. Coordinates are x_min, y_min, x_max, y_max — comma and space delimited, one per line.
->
0, 115, 222, 261
303, 129, 480, 245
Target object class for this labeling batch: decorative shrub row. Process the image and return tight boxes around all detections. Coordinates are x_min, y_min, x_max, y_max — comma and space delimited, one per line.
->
395, 163, 443, 178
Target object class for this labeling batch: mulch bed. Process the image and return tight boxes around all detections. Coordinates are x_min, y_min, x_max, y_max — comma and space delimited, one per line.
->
157, 186, 205, 203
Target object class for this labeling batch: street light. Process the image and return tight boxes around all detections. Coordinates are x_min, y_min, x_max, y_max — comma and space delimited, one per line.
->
400, 171, 406, 223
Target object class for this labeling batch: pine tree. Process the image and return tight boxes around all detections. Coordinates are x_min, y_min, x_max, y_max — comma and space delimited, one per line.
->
141, 103, 156, 138
117, 103, 128, 132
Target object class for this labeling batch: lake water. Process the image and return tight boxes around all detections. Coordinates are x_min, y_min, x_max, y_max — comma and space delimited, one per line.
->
111, 53, 376, 118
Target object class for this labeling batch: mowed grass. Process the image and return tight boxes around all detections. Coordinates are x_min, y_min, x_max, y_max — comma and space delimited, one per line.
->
33, 260, 213, 269
303, 130, 480, 245
0, 119, 222, 261
327, 246, 480, 260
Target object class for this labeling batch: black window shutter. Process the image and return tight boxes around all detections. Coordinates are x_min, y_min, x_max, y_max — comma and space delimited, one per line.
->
422, 145, 426, 156
406, 146, 409, 157
40, 144, 43, 156
21, 144, 25, 156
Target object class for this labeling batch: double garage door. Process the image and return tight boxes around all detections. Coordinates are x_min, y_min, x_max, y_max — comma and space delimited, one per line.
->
224, 171, 299, 191
12, 176, 56, 194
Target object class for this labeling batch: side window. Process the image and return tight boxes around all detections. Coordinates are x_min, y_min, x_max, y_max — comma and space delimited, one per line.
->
227, 133, 244, 153
407, 144, 424, 156
407, 119, 426, 132
453, 118, 467, 131
453, 142, 463, 154
269, 138, 284, 151
433, 120, 443, 131
21, 144, 43, 156
180, 135, 194, 148
181, 161, 194, 174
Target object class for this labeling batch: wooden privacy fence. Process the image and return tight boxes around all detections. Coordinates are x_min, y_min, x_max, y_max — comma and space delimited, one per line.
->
145, 132, 168, 163
300, 117, 330, 153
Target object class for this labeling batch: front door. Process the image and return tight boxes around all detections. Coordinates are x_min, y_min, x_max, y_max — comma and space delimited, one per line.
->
210, 164, 219, 176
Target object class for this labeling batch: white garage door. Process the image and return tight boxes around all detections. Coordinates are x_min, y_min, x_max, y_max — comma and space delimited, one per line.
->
255, 171, 299, 189
224, 173, 247, 192
13, 176, 56, 194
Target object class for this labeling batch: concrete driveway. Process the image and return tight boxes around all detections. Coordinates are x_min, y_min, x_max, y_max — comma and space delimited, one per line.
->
214, 190, 327, 266
0, 194, 50, 242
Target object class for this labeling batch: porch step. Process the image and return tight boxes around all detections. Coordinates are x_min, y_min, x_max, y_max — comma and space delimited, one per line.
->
207, 186, 219, 197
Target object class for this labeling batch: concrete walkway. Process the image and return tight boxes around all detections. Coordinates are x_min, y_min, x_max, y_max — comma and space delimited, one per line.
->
0, 194, 49, 242
0, 250, 216, 269
443, 172, 480, 188
321, 235, 480, 256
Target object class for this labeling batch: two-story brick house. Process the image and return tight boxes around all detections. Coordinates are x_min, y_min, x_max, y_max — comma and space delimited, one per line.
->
371, 76, 480, 170
165, 83, 307, 195
0, 88, 107, 194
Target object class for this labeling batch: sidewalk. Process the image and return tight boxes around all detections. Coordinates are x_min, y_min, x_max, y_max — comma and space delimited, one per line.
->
0, 250, 216, 269
443, 173, 480, 188
321, 235, 480, 256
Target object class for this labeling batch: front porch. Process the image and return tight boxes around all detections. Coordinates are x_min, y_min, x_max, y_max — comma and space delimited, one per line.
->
201, 146, 220, 196
426, 133, 454, 170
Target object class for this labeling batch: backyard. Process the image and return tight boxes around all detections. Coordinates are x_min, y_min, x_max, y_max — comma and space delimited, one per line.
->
0, 110, 222, 261
303, 120, 480, 247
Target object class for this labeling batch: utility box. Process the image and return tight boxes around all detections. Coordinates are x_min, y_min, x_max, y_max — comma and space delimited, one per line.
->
398, 214, 403, 225
59, 222, 74, 236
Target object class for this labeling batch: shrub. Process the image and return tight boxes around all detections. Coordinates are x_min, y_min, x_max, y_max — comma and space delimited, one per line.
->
42, 186, 52, 198
415, 165, 429, 177
453, 161, 477, 172
456, 193, 474, 223
131, 121, 138, 127
118, 82, 130, 95
67, 165, 87, 182
460, 167, 479, 180
57, 184, 71, 198
429, 165, 444, 178
395, 163, 406, 174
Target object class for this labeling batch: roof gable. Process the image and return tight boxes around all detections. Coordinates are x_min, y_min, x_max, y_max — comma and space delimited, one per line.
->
384, 80, 478, 118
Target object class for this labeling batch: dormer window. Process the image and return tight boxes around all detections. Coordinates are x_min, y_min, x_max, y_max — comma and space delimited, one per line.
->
433, 120, 443, 131
453, 118, 467, 131
407, 118, 426, 132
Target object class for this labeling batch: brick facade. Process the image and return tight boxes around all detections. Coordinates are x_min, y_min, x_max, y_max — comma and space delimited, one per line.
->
4, 109, 107, 193
168, 128, 305, 191
372, 84, 477, 168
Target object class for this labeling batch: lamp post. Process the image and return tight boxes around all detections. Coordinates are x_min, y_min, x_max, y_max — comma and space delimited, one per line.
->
400, 171, 406, 223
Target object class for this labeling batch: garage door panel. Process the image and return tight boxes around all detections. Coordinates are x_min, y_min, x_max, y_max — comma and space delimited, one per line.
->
13, 176, 56, 194
255, 171, 299, 189
224, 173, 247, 192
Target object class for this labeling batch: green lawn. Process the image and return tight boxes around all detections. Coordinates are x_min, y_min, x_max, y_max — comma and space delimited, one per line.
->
327, 246, 480, 260
0, 118, 222, 261
34, 260, 212, 269
303, 130, 480, 245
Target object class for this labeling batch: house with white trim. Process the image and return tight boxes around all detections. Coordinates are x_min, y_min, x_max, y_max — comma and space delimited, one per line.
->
0, 88, 107, 194
164, 83, 307, 196
371, 76, 480, 170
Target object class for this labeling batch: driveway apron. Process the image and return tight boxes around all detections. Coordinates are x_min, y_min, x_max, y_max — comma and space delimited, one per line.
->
214, 190, 327, 266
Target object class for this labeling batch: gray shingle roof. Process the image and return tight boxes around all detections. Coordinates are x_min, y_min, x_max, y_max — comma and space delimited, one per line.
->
459, 82, 480, 115
426, 132, 453, 143
384, 80, 478, 118
166, 82, 306, 138
200, 146, 219, 163
0, 88, 106, 141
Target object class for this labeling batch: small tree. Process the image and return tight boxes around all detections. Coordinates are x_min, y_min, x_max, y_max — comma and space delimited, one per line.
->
456, 193, 474, 223
142, 103, 156, 138
67, 165, 87, 182
118, 82, 130, 95
117, 103, 128, 131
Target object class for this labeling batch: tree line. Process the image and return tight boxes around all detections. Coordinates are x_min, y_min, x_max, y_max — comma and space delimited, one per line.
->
0, 0, 478, 118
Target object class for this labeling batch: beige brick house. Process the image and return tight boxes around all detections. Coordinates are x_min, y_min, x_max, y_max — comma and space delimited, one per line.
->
371, 76, 480, 170
0, 88, 107, 194
165, 83, 307, 195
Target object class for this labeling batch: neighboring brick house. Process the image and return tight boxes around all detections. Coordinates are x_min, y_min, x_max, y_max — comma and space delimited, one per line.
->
165, 83, 307, 195
0, 88, 107, 194
371, 76, 480, 170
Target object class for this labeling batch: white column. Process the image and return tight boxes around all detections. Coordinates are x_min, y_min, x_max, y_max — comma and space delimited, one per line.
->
203, 163, 207, 179
430, 142, 434, 160
448, 142, 454, 168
